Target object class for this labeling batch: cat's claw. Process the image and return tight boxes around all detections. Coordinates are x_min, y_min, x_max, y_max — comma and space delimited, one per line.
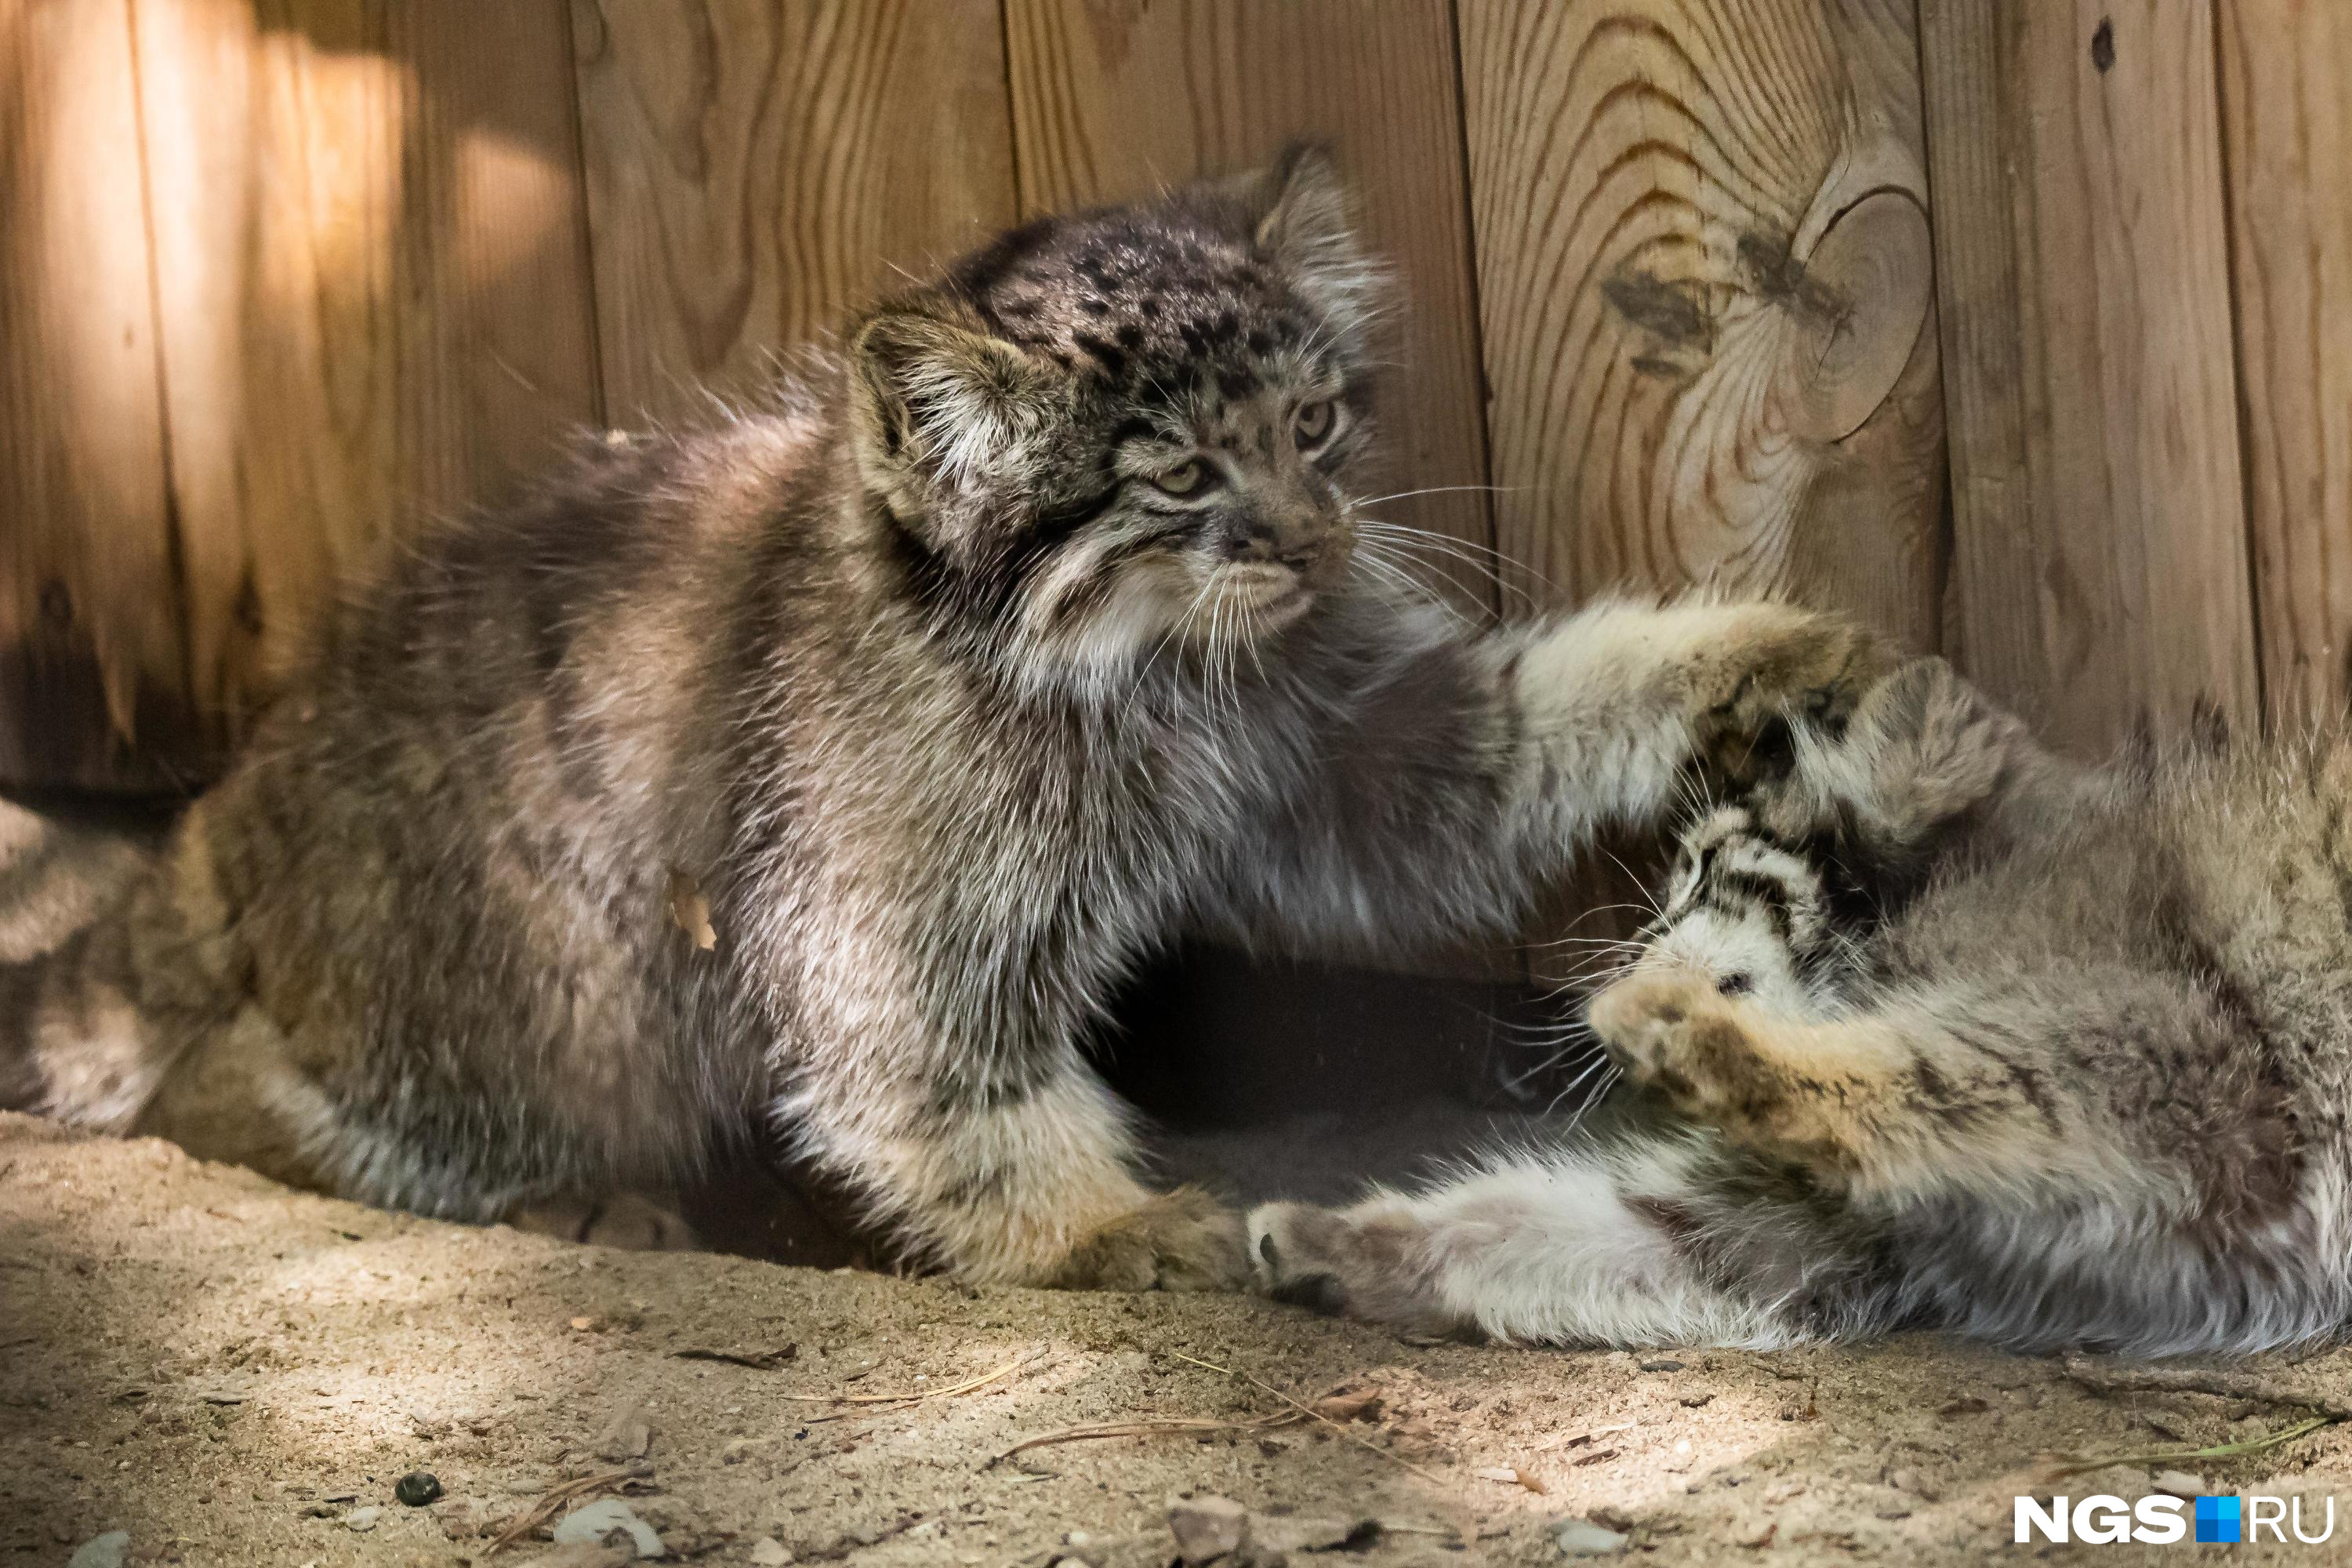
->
1248, 1200, 1360, 1312
1247, 1199, 1475, 1340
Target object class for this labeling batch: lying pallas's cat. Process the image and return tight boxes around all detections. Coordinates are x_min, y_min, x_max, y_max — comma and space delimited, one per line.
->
1254, 659, 2352, 1355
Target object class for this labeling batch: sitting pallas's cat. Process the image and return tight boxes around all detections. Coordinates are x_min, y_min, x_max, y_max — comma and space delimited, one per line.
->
1254, 658, 2352, 1354
0, 148, 1874, 1289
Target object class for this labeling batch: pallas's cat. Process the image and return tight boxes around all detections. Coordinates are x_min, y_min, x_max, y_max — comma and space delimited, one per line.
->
2, 150, 1870, 1287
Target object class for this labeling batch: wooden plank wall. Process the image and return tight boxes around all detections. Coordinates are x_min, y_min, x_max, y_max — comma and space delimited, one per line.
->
3, 0, 2347, 797
1460, 0, 1944, 650
1920, 0, 2257, 755
1917, 0, 2352, 751
131, 0, 605, 779
573, 0, 1018, 424
0, 0, 183, 789
2217, 0, 2352, 731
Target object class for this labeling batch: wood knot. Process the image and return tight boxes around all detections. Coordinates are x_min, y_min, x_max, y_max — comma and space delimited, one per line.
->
38, 579, 74, 631
1767, 189, 1933, 443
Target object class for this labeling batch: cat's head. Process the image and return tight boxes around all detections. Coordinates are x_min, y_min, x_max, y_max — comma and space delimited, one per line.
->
1626, 806, 1842, 1015
846, 144, 1384, 683
1621, 659, 2026, 1014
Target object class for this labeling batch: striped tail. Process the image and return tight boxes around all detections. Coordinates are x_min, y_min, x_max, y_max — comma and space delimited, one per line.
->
0, 797, 158, 1119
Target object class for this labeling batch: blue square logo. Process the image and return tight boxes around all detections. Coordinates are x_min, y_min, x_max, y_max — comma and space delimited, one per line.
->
2196, 1495, 2242, 1544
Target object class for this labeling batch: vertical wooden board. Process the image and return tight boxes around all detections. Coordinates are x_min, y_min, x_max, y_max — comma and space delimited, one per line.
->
1004, 0, 1497, 612
572, 0, 1018, 423
1459, 0, 1945, 648
2219, 0, 2352, 729
390, 3, 608, 508
0, 0, 183, 789
1921, 0, 2256, 753
134, 0, 603, 746
1459, 0, 1943, 993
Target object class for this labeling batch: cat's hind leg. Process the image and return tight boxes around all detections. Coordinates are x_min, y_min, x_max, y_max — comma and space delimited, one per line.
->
1249, 1134, 1870, 1347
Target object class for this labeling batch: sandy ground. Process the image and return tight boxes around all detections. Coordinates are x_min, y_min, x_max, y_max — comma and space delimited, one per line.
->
5, 1112, 2350, 1568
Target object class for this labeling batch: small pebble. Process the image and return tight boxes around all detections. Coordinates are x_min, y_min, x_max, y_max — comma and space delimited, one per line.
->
66, 1533, 129, 1568
2151, 1469, 2208, 1498
1167, 1495, 1248, 1564
343, 1505, 381, 1533
1639, 1359, 1686, 1373
1552, 1517, 1631, 1556
750, 1539, 793, 1566
595, 1408, 653, 1462
550, 1498, 663, 1559
1887, 1466, 1940, 1501
395, 1470, 443, 1507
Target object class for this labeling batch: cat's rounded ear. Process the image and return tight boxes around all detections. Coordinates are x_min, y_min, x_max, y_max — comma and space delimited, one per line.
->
848, 301, 1052, 515
1232, 142, 1384, 338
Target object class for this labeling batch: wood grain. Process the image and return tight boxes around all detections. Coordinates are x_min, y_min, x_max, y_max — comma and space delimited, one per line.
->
572, 0, 1017, 423
2218, 0, 2352, 729
1921, 0, 2257, 753
131, 0, 602, 753
1458, 0, 1944, 993
0, 0, 183, 789
1003, 0, 1497, 612
1458, 0, 1945, 648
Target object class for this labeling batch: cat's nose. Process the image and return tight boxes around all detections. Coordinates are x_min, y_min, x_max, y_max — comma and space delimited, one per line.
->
1269, 503, 1331, 558
1224, 511, 1323, 564
1221, 520, 1278, 562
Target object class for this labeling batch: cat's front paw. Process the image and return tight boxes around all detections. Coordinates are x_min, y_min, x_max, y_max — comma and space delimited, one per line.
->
1248, 1200, 1475, 1340
1046, 1186, 1250, 1292
1588, 970, 1779, 1127
1682, 605, 1890, 785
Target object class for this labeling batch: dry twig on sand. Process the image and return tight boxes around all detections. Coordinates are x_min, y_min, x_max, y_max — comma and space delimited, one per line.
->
2049, 1354, 2350, 1478
2045, 1416, 2336, 1479
670, 1345, 797, 1370
782, 1350, 1043, 1423
2059, 1355, 2352, 1423
989, 1379, 1391, 1465
1530, 1420, 1635, 1454
1164, 1349, 1453, 1488
993, 1412, 1304, 1464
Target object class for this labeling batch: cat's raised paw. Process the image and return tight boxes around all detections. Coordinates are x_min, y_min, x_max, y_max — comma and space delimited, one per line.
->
1589, 971, 1877, 1174
1047, 1186, 1250, 1292
1588, 970, 1780, 1125
1687, 608, 1892, 785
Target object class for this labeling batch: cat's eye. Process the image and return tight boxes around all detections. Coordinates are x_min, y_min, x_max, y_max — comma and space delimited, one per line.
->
1152, 459, 1214, 498
1293, 399, 1336, 449
1716, 972, 1755, 996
